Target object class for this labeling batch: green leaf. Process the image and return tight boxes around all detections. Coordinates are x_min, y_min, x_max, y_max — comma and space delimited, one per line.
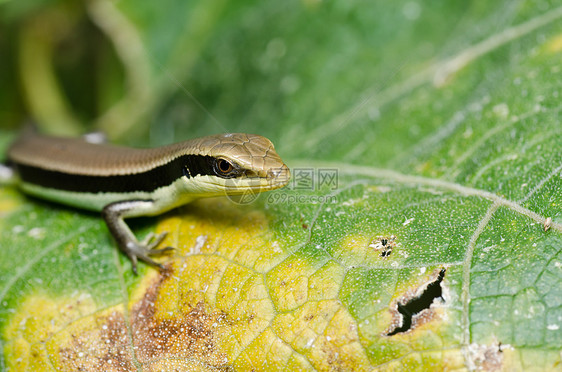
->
1, 1, 562, 370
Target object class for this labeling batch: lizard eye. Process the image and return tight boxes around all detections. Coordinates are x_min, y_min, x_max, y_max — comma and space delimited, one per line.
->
216, 158, 234, 175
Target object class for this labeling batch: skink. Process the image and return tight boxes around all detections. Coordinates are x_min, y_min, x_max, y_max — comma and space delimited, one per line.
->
3, 129, 290, 273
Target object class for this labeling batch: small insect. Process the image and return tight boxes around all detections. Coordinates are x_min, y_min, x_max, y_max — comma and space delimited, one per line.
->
369, 235, 397, 258
544, 217, 552, 232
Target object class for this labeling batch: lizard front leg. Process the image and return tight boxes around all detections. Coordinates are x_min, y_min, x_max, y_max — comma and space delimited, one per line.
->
102, 199, 174, 274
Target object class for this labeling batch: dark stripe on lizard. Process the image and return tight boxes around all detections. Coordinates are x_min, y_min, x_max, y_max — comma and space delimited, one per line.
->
13, 155, 219, 193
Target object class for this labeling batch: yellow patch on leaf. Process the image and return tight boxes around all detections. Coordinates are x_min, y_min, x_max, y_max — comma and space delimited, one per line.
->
3, 198, 294, 370
308, 260, 345, 301
272, 300, 371, 370
156, 198, 288, 273
266, 254, 316, 312
545, 33, 562, 53
233, 327, 312, 370
331, 235, 370, 266
2, 292, 104, 371
0, 189, 23, 216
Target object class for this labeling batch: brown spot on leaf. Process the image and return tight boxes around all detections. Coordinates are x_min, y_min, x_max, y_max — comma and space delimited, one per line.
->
247, 313, 255, 324
466, 341, 507, 371
130, 269, 231, 368
58, 311, 135, 371
53, 267, 232, 370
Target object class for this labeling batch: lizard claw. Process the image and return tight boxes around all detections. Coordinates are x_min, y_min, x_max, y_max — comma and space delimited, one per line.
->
125, 232, 174, 274
141, 232, 168, 248
148, 246, 175, 255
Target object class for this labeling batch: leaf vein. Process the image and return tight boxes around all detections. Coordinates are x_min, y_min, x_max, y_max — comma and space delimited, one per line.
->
461, 202, 500, 349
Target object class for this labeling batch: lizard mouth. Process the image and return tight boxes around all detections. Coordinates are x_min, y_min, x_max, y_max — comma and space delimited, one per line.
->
221, 164, 291, 194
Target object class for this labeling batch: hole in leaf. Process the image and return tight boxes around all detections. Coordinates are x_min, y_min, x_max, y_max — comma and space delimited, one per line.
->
387, 268, 446, 336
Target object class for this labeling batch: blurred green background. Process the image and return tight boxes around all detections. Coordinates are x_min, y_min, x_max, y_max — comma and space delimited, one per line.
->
4, 0, 550, 153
